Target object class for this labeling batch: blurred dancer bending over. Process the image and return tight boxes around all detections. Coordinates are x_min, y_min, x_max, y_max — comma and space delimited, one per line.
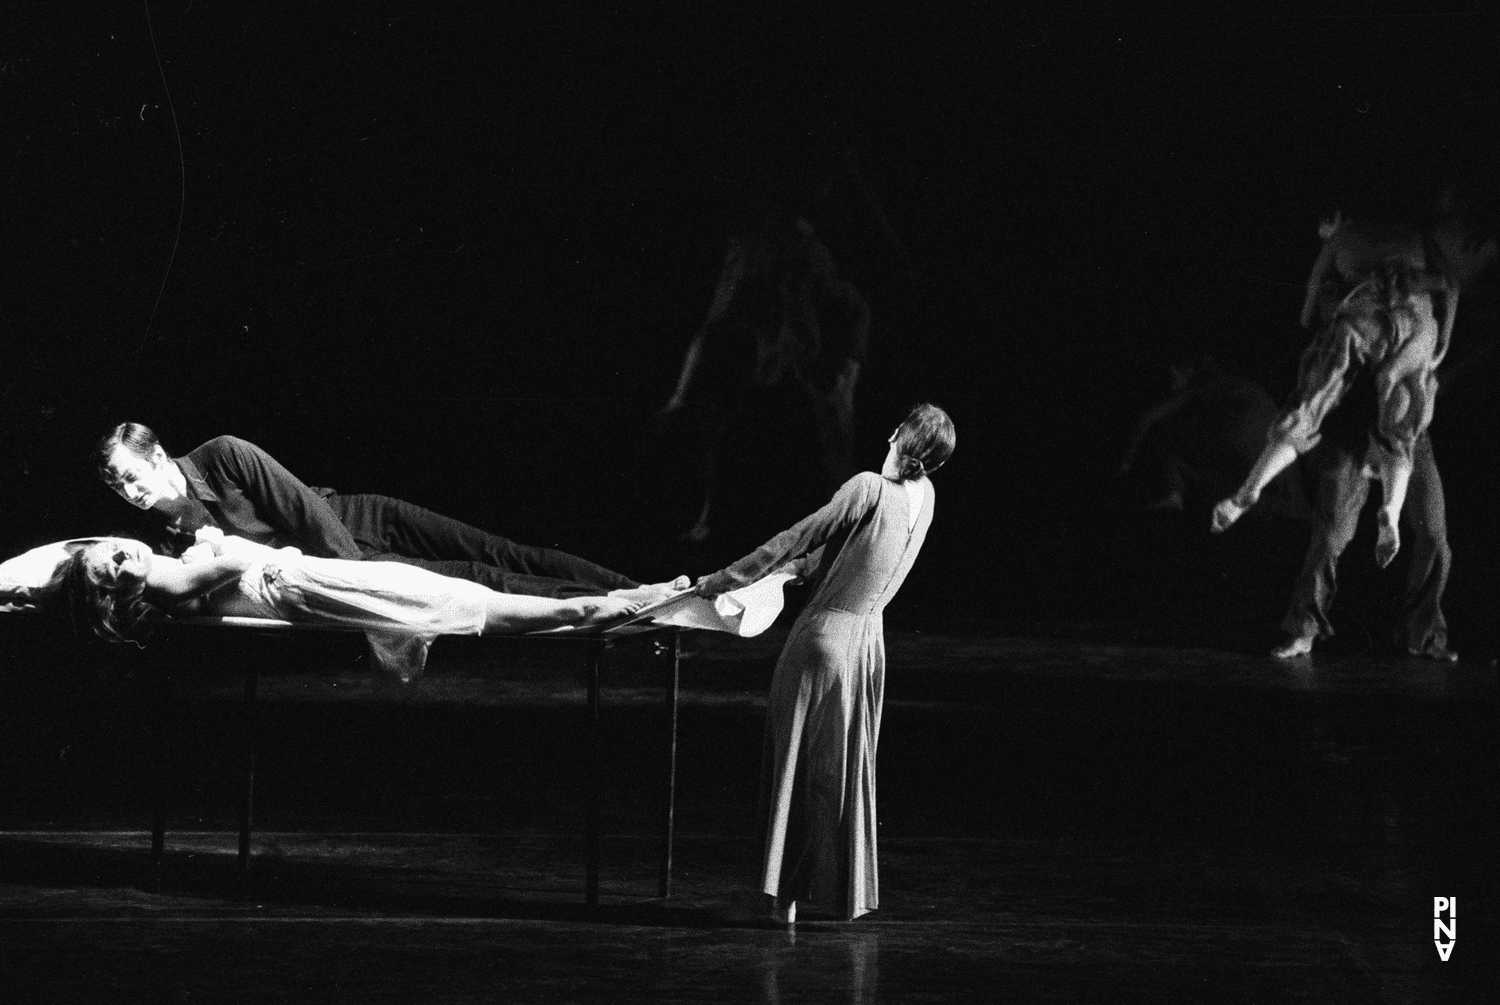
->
1117, 355, 1306, 519
660, 208, 869, 542
97, 423, 683, 604
695, 403, 954, 923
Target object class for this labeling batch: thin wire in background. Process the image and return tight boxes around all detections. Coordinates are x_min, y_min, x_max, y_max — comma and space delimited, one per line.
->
137, 0, 186, 368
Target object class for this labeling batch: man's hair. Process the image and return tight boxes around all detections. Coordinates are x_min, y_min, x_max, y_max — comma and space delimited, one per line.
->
95, 422, 163, 481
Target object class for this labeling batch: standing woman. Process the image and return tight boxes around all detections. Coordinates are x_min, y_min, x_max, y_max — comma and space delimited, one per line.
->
695, 403, 955, 923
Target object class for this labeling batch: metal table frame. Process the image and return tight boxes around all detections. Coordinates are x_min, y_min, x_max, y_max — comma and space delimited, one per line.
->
143, 619, 681, 905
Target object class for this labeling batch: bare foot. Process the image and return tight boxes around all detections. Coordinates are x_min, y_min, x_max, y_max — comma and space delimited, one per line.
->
1375, 511, 1400, 568
608, 577, 692, 605
1210, 490, 1255, 533
1272, 634, 1315, 660
678, 522, 710, 544
1408, 643, 1459, 662
577, 596, 643, 626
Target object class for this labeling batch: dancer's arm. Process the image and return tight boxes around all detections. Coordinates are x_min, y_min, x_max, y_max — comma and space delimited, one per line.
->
777, 547, 826, 585
197, 436, 364, 560
703, 241, 746, 327
695, 473, 879, 597
831, 278, 871, 361
144, 552, 253, 603
661, 336, 705, 414
662, 242, 746, 413
1300, 235, 1338, 330
1119, 393, 1190, 475
1431, 282, 1458, 368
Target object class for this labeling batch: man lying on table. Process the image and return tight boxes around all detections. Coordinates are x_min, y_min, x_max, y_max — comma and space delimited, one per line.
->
96, 422, 680, 602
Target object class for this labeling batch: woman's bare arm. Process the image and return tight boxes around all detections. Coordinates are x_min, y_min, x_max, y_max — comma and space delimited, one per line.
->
1433, 285, 1458, 367
144, 554, 252, 602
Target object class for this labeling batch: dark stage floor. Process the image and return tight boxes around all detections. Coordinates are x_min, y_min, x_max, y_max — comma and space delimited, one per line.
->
1, 625, 1494, 1003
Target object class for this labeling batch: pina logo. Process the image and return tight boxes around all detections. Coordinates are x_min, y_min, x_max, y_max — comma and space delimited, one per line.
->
1433, 897, 1456, 961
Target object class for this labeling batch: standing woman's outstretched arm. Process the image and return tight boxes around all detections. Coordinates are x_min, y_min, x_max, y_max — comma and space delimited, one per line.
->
696, 473, 880, 597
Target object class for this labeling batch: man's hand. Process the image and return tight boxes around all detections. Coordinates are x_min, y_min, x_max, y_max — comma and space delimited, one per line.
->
212, 534, 277, 562
183, 526, 226, 562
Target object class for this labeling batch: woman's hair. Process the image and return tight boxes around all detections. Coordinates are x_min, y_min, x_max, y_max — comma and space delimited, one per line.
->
95, 422, 162, 480
64, 547, 157, 643
891, 403, 956, 481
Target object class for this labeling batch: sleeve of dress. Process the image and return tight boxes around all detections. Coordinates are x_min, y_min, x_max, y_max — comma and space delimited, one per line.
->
216, 437, 365, 560
784, 545, 827, 583
697, 473, 878, 595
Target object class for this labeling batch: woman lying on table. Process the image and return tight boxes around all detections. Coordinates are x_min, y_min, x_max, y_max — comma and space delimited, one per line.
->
67, 528, 646, 643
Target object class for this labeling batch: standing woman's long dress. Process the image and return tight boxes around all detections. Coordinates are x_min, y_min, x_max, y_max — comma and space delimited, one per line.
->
696, 470, 934, 919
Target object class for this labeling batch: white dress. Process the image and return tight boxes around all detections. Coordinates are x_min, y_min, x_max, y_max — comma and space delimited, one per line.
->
198, 542, 494, 681
222, 548, 492, 638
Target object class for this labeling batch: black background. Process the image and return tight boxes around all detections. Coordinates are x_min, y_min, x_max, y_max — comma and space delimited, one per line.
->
4, 5, 1497, 653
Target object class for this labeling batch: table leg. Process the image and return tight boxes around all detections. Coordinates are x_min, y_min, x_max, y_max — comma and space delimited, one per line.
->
585, 642, 601, 906
150, 663, 169, 894
237, 667, 258, 901
658, 630, 679, 898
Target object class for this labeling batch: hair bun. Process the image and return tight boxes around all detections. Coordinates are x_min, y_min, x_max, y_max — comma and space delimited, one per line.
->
891, 402, 955, 481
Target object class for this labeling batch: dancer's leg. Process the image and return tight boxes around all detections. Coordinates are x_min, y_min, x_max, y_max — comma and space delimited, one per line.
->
1221, 314, 1360, 534
1373, 352, 1441, 566
360, 554, 605, 598
1373, 452, 1412, 569
1277, 445, 1368, 658
1394, 434, 1455, 660
1211, 442, 1300, 532
326, 493, 639, 592
480, 592, 641, 635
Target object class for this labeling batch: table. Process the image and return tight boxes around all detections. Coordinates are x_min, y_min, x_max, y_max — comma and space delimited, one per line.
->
141, 618, 682, 905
